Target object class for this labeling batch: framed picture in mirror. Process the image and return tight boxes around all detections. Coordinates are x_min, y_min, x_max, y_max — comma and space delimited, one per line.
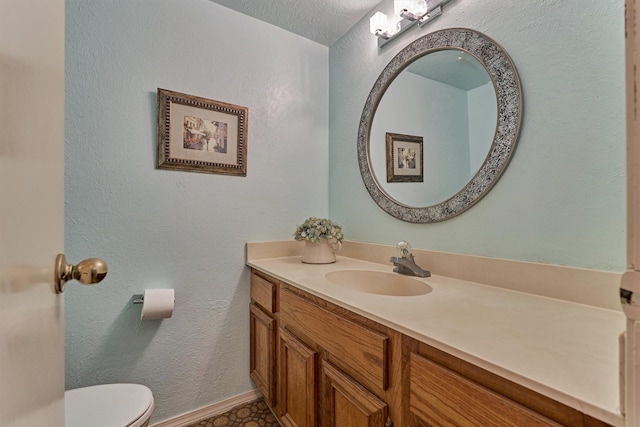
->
386, 132, 423, 183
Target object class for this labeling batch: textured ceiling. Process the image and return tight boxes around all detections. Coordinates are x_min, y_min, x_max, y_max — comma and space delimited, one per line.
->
209, 0, 382, 46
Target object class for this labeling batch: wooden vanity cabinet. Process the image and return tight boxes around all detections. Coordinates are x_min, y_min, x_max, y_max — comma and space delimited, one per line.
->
249, 270, 613, 427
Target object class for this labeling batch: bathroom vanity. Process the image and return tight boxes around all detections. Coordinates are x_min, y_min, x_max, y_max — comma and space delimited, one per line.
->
247, 241, 625, 427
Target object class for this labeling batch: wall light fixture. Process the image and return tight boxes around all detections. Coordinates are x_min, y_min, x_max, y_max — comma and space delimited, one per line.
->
369, 0, 451, 48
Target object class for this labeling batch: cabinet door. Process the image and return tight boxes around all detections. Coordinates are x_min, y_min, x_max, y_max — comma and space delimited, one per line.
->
250, 303, 276, 407
409, 353, 562, 427
279, 327, 319, 427
322, 362, 388, 427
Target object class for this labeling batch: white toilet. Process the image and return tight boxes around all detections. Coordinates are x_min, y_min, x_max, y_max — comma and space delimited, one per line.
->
65, 383, 154, 427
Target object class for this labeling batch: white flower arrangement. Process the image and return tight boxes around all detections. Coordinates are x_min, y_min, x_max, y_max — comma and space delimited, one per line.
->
293, 217, 344, 244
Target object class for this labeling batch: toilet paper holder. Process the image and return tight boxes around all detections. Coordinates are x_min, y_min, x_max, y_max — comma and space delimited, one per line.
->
134, 289, 175, 320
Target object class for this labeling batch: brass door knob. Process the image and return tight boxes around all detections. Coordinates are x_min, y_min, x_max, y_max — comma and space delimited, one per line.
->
54, 254, 108, 294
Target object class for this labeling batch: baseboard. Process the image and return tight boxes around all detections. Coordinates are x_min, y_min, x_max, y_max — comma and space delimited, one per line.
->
150, 389, 262, 427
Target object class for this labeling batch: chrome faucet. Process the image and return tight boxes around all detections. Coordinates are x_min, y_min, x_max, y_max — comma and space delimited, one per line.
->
390, 241, 431, 278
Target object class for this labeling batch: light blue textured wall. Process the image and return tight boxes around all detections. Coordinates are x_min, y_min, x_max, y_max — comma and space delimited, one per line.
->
329, 0, 626, 271
64, 0, 328, 423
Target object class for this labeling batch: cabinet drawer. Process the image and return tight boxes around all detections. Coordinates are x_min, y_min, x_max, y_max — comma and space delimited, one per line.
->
409, 353, 561, 427
280, 288, 388, 393
251, 272, 277, 313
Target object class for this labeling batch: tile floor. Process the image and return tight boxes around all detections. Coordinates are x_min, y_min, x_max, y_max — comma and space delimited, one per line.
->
186, 398, 280, 427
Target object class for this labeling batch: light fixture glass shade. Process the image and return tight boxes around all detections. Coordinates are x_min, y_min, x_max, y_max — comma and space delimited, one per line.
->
394, 0, 427, 17
394, 0, 411, 15
369, 11, 388, 35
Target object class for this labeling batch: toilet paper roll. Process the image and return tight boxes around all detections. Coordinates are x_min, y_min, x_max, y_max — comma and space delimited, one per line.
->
140, 289, 175, 320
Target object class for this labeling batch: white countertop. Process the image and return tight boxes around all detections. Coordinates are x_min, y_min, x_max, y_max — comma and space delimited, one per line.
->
247, 255, 626, 426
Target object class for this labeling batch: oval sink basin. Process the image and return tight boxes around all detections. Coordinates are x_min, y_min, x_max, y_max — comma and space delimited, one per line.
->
325, 270, 432, 296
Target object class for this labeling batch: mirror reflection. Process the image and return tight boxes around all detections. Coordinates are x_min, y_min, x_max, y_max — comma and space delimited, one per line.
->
358, 28, 522, 223
370, 50, 497, 207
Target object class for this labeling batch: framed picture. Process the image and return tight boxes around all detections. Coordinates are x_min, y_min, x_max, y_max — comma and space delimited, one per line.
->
386, 132, 423, 183
156, 88, 248, 176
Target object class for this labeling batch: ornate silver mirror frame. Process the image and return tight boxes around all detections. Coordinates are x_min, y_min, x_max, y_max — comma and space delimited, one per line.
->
357, 28, 522, 223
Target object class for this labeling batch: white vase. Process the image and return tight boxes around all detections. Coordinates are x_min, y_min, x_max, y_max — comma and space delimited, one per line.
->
301, 240, 341, 264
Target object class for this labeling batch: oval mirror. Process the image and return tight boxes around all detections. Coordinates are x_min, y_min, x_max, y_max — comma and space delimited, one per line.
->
358, 28, 522, 223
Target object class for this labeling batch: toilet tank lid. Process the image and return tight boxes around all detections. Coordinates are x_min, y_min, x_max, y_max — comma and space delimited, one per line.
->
65, 383, 154, 427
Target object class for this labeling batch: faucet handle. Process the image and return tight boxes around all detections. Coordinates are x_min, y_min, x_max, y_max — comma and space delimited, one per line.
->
397, 241, 412, 257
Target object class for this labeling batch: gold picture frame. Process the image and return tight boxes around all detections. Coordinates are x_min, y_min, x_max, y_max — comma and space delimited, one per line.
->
386, 132, 423, 183
156, 88, 248, 176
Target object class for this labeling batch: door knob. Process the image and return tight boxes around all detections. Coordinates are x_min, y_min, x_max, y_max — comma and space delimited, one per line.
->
54, 254, 108, 294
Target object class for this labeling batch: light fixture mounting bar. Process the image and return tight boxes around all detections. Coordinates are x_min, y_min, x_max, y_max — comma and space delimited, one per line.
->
378, 18, 418, 48
418, 5, 442, 26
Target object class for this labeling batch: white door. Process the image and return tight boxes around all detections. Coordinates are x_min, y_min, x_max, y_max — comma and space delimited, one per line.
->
626, 1, 640, 425
0, 0, 66, 425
